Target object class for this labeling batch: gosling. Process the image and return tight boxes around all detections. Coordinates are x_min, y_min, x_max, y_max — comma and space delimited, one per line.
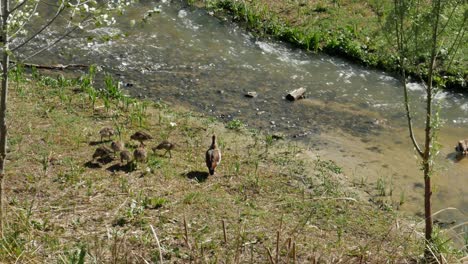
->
99, 127, 115, 142
130, 131, 153, 146
120, 149, 132, 165
153, 140, 176, 158
93, 145, 113, 161
111, 141, 125, 154
134, 147, 148, 163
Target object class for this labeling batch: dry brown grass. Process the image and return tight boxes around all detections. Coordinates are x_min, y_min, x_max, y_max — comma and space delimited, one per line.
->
0, 72, 426, 263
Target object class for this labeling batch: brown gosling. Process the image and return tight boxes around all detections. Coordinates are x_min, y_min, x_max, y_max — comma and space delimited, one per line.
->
153, 140, 176, 158
130, 131, 153, 146
111, 141, 125, 154
205, 134, 221, 176
93, 145, 113, 161
455, 139, 468, 156
120, 149, 132, 164
134, 147, 148, 163
99, 127, 115, 142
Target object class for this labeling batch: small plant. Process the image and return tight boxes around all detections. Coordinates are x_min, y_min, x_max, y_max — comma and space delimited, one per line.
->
399, 190, 406, 206
226, 119, 244, 130
126, 199, 145, 220
119, 176, 129, 193
40, 152, 50, 177
131, 101, 148, 127
234, 160, 241, 176
462, 226, 468, 256
376, 177, 386, 196
113, 119, 125, 141
84, 86, 98, 110
103, 74, 124, 100
102, 95, 111, 113
426, 227, 462, 261
31, 66, 40, 80
147, 156, 163, 171
142, 197, 168, 209
183, 192, 202, 205
55, 158, 85, 185
264, 134, 274, 157
11, 63, 25, 95
121, 95, 136, 112
59, 244, 86, 264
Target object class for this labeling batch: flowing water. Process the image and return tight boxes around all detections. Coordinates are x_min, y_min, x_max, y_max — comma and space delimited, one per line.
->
17, 0, 467, 224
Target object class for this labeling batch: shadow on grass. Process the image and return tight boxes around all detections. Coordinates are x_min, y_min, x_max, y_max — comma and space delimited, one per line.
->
84, 156, 114, 168
89, 140, 111, 146
84, 161, 102, 169
107, 163, 134, 173
186, 171, 209, 182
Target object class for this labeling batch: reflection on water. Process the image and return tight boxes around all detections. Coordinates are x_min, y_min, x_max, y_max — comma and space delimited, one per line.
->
18, 0, 467, 220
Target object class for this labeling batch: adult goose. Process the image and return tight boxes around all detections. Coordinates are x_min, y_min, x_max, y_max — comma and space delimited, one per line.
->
205, 134, 221, 175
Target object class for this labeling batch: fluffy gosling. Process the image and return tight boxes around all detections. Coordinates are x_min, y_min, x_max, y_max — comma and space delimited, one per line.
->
120, 149, 132, 164
93, 145, 113, 161
99, 127, 115, 142
153, 140, 176, 158
130, 131, 153, 146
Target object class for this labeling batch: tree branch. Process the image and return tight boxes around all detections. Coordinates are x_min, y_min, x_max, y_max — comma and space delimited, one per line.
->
395, 0, 423, 158
9, 0, 40, 38
402, 72, 424, 158
11, 4, 66, 52
9, 0, 29, 14
16, 0, 110, 60
21, 24, 80, 61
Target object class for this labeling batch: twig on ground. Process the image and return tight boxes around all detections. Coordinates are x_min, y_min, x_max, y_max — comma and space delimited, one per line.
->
150, 224, 164, 264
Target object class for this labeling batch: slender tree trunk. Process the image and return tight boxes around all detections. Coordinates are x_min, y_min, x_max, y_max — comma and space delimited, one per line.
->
0, 0, 9, 238
423, 165, 432, 240
423, 0, 441, 246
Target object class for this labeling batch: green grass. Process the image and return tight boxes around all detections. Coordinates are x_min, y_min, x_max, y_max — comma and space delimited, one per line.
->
1, 68, 463, 262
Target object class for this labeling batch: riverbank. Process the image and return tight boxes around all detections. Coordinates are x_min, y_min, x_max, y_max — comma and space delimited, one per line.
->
0, 68, 440, 262
189, 0, 467, 92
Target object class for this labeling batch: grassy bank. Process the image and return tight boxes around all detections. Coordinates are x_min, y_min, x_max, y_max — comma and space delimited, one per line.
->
3, 67, 466, 263
189, 0, 467, 92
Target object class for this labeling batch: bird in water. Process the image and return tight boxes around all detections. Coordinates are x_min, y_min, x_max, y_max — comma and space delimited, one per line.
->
134, 147, 148, 163
93, 145, 113, 161
111, 141, 124, 155
153, 140, 176, 158
120, 149, 132, 165
130, 131, 153, 146
205, 134, 221, 175
99, 127, 115, 142
455, 139, 468, 156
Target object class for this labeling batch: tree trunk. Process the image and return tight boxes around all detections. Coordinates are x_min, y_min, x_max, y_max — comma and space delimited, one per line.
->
0, 0, 9, 237
423, 0, 441, 247
424, 165, 432, 240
